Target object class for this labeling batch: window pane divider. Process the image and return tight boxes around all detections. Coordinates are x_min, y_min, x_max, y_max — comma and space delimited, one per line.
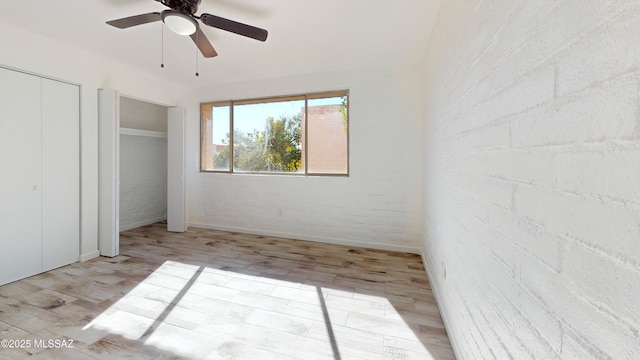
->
304, 95, 309, 176
229, 100, 234, 172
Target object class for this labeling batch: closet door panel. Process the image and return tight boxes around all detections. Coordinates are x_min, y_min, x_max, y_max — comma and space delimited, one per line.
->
0, 68, 43, 285
41, 79, 80, 271
98, 89, 119, 257
167, 107, 186, 232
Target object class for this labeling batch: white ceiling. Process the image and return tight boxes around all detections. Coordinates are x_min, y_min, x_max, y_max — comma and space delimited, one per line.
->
0, 0, 441, 88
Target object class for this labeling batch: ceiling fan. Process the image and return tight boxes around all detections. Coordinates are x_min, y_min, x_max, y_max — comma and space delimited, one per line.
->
106, 0, 268, 58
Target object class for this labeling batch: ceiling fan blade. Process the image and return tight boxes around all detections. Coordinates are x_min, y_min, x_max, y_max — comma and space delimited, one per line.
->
106, 12, 162, 29
200, 13, 268, 42
190, 27, 218, 58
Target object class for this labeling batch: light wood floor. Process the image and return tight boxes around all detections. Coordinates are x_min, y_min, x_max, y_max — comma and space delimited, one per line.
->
0, 222, 455, 359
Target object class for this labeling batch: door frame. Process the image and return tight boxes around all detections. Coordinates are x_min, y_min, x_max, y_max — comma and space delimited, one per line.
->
98, 90, 187, 257
98, 89, 120, 257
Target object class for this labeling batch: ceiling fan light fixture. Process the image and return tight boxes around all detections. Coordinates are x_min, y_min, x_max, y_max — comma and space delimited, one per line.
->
162, 10, 197, 36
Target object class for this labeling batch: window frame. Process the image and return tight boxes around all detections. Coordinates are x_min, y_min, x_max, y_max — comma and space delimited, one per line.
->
200, 90, 349, 176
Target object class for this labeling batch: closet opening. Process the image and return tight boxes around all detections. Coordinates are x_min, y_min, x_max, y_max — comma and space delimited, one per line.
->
119, 96, 169, 232
99, 89, 185, 257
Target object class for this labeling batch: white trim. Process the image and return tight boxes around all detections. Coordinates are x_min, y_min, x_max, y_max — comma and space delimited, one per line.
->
0, 64, 80, 87
420, 243, 462, 360
78, 250, 100, 262
119, 127, 167, 138
120, 217, 167, 232
189, 222, 421, 254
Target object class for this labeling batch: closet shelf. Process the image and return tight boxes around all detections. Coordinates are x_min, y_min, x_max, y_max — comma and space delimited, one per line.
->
120, 127, 167, 138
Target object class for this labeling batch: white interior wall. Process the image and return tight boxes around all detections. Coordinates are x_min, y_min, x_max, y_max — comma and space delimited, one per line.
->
186, 66, 425, 253
422, 1, 640, 359
120, 96, 169, 132
0, 20, 187, 261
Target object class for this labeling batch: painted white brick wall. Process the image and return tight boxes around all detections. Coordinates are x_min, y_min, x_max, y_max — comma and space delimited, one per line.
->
119, 134, 167, 231
186, 67, 425, 253
422, 1, 640, 359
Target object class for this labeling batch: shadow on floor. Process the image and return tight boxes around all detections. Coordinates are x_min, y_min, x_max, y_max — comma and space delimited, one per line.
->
0, 221, 454, 359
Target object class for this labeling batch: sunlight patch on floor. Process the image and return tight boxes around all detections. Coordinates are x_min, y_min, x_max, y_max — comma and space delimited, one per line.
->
84, 260, 437, 359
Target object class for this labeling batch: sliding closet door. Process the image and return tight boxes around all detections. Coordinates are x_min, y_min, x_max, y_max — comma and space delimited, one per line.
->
167, 107, 186, 232
0, 68, 43, 285
42, 79, 80, 271
98, 89, 120, 256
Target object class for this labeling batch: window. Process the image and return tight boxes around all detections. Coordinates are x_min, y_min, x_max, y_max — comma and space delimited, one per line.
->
200, 90, 349, 175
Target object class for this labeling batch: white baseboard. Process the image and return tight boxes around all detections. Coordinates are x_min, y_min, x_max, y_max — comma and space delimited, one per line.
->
189, 222, 421, 254
120, 217, 167, 232
420, 243, 462, 360
79, 250, 101, 262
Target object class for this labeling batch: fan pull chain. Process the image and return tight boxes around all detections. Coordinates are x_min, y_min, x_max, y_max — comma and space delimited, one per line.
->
195, 30, 200, 77
160, 23, 165, 68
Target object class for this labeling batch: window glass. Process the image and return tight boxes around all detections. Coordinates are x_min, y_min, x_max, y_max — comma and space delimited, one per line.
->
233, 99, 304, 173
201, 91, 348, 176
201, 103, 231, 171
306, 95, 348, 174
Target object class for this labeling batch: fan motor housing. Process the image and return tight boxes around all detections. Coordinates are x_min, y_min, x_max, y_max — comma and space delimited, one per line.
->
164, 0, 201, 14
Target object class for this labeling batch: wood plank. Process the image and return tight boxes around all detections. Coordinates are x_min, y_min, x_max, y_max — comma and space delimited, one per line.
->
0, 222, 455, 359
